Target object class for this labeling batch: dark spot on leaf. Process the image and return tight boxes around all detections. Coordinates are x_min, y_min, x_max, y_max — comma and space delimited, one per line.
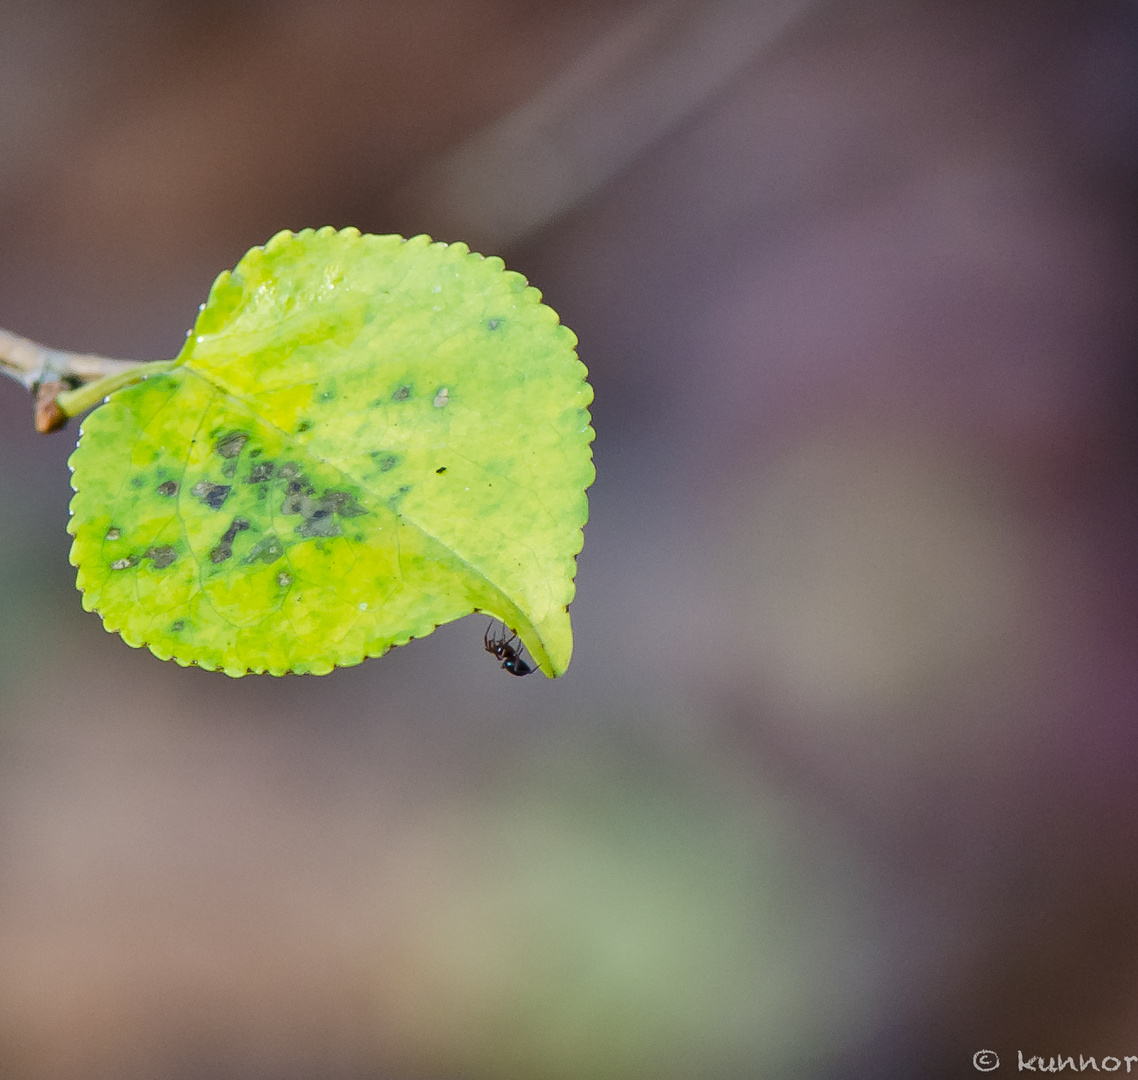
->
297, 420, 313, 432
392, 385, 412, 402
281, 485, 312, 515
436, 466, 447, 474
371, 452, 399, 472
487, 318, 501, 330
157, 480, 179, 497
317, 387, 336, 403
171, 620, 186, 632
288, 490, 367, 539
191, 481, 232, 510
131, 476, 145, 489
280, 463, 301, 480
277, 572, 293, 588
105, 527, 122, 541
222, 518, 251, 544
209, 518, 250, 563
323, 491, 366, 517
250, 448, 263, 458
222, 460, 238, 478
248, 461, 275, 483
243, 534, 284, 565
215, 432, 249, 458
146, 545, 178, 570
110, 556, 138, 570
297, 513, 341, 539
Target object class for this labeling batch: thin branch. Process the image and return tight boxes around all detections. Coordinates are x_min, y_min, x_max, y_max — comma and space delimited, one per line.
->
0, 326, 144, 390
0, 326, 151, 433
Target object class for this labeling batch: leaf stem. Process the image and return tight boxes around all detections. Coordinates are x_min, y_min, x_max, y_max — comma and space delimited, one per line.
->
0, 325, 159, 433
55, 361, 178, 418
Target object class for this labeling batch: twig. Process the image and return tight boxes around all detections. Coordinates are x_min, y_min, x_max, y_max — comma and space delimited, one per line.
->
0, 326, 151, 433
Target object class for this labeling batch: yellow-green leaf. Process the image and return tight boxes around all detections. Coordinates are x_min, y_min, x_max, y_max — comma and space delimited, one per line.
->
67, 228, 594, 677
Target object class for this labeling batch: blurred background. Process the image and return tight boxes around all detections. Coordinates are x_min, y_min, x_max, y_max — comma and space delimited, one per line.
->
1, 0, 1137, 1076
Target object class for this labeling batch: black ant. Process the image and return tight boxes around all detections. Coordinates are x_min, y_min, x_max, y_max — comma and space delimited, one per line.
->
483, 621, 534, 677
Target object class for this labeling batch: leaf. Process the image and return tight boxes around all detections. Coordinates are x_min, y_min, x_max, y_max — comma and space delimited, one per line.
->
67, 228, 594, 677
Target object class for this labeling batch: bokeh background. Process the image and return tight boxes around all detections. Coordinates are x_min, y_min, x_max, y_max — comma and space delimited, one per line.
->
2, 1, 1137, 1077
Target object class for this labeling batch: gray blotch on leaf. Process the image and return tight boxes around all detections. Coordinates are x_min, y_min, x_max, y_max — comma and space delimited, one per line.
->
296, 511, 341, 538
192, 481, 232, 510
146, 545, 178, 569
209, 518, 250, 563
243, 534, 284, 565
215, 432, 250, 458
323, 491, 366, 517
291, 490, 366, 538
